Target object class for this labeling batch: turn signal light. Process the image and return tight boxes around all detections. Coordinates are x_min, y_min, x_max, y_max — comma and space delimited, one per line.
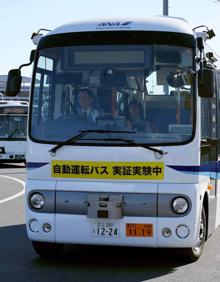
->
208, 184, 213, 191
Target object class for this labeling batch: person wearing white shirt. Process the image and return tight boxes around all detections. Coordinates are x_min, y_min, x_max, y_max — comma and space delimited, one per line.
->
77, 88, 100, 123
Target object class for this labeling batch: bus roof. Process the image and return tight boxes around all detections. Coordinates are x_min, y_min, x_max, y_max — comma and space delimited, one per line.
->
49, 16, 193, 36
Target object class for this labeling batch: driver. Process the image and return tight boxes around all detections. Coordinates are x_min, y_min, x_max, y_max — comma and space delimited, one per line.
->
76, 88, 100, 123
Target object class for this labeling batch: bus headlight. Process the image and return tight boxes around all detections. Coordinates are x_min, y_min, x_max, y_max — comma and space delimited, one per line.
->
30, 193, 45, 209
172, 197, 189, 214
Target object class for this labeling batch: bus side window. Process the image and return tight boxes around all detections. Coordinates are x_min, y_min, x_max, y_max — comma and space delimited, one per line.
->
201, 98, 211, 139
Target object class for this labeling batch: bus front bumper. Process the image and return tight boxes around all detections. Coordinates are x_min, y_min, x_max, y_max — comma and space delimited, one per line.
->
26, 212, 199, 248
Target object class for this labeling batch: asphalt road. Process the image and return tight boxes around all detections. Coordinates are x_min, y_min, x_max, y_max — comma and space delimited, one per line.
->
0, 163, 220, 282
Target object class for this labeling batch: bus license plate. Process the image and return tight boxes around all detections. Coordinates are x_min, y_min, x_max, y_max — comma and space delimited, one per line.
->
126, 223, 153, 237
15, 154, 24, 160
90, 221, 119, 237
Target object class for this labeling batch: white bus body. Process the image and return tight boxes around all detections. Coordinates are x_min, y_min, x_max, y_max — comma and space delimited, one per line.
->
0, 100, 28, 162
23, 16, 220, 260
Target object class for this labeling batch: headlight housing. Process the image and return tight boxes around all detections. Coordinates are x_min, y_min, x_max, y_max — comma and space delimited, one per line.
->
30, 193, 45, 209
172, 197, 189, 214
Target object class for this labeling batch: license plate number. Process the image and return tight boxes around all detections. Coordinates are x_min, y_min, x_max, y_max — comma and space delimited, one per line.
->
15, 154, 24, 160
90, 221, 119, 237
126, 223, 153, 237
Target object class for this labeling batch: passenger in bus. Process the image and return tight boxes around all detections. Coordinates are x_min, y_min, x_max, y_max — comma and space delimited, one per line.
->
126, 100, 152, 132
76, 88, 100, 123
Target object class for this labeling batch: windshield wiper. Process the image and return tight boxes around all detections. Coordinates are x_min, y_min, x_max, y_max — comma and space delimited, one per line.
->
7, 128, 25, 139
84, 137, 166, 156
49, 129, 135, 156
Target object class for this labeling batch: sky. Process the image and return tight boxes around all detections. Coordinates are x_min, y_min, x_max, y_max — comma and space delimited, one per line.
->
0, 0, 220, 77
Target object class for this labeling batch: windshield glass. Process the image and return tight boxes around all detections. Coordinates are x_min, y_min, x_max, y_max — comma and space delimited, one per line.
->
0, 113, 27, 140
30, 44, 194, 145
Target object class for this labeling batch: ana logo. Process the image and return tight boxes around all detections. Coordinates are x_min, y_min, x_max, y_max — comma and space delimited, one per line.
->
98, 22, 121, 27
97, 21, 133, 29
121, 21, 133, 26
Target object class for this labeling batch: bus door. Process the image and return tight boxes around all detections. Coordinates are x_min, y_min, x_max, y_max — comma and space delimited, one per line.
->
201, 73, 218, 234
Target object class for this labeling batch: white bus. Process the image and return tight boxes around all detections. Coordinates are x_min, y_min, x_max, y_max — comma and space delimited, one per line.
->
6, 16, 220, 261
0, 99, 28, 163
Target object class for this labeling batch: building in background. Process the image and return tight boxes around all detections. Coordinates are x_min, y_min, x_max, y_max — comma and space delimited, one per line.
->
0, 75, 30, 98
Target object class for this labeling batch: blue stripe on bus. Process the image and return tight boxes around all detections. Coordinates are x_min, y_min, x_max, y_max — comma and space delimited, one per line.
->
26, 162, 49, 168
168, 162, 218, 173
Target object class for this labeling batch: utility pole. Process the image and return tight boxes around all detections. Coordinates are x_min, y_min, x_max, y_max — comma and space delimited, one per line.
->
163, 0, 168, 15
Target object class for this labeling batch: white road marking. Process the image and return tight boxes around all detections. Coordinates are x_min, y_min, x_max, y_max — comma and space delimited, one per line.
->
0, 175, 25, 204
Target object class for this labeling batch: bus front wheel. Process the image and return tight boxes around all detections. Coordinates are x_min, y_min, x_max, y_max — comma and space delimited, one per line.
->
183, 207, 206, 262
31, 241, 64, 256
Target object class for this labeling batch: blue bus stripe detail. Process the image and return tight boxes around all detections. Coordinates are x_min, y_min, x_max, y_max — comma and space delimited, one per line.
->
168, 162, 218, 173
27, 162, 49, 168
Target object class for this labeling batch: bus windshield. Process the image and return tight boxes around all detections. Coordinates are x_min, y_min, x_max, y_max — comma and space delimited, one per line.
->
30, 44, 194, 145
0, 113, 27, 140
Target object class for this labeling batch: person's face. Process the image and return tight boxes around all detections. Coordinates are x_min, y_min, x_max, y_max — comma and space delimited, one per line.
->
78, 91, 92, 110
129, 104, 140, 118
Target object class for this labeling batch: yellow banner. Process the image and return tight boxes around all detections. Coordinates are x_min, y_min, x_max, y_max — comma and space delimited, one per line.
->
51, 160, 164, 180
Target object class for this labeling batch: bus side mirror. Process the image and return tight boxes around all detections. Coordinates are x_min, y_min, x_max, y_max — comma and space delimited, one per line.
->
5, 69, 22, 96
198, 69, 215, 98
30, 49, 36, 63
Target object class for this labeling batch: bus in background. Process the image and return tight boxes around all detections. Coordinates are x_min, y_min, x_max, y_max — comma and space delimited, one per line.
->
0, 99, 28, 163
5, 16, 220, 262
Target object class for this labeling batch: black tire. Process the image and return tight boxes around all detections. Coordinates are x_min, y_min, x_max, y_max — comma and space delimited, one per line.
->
32, 241, 63, 257
183, 206, 206, 262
